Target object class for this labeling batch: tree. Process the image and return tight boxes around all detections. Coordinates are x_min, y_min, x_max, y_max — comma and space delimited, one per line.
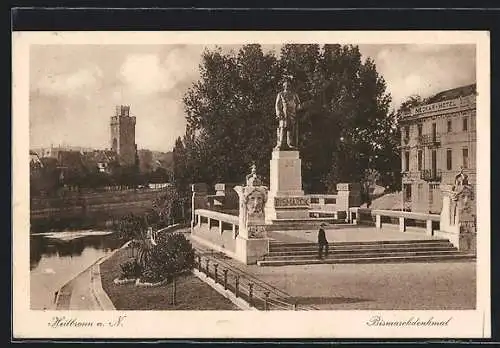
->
183, 45, 279, 185
152, 185, 185, 227
181, 44, 399, 194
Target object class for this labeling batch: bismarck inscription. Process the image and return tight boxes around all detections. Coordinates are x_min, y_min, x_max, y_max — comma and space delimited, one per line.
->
274, 196, 310, 208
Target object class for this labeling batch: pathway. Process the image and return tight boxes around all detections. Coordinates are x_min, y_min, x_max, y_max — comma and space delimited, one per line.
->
190, 228, 477, 310
55, 260, 112, 310
268, 225, 438, 244
68, 268, 99, 310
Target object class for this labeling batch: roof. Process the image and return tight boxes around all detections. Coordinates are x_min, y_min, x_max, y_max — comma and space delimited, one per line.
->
57, 150, 84, 168
425, 83, 476, 104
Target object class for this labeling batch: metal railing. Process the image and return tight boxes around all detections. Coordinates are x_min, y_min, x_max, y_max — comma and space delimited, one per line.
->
417, 134, 441, 146
193, 250, 307, 311
420, 169, 442, 182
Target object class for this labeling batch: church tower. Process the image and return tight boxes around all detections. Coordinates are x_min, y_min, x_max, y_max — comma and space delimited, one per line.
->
110, 105, 136, 166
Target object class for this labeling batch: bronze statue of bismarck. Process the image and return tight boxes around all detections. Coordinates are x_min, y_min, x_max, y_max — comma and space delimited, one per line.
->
274, 79, 302, 150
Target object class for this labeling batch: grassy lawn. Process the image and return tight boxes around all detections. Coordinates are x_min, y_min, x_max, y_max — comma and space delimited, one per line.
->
100, 247, 239, 310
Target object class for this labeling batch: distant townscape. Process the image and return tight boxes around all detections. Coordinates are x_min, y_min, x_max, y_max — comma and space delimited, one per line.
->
30, 104, 174, 195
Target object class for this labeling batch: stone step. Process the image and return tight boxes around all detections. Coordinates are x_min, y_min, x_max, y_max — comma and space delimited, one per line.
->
269, 238, 450, 247
265, 218, 341, 231
269, 242, 454, 252
263, 250, 461, 261
257, 254, 476, 266
267, 245, 457, 256
269, 241, 452, 252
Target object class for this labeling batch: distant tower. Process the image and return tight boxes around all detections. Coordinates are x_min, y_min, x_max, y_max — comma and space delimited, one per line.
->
110, 105, 137, 166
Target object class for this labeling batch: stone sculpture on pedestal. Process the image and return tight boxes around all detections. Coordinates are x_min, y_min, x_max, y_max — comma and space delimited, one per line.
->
265, 78, 310, 222
450, 168, 474, 226
233, 164, 270, 264
275, 78, 302, 150
439, 168, 476, 253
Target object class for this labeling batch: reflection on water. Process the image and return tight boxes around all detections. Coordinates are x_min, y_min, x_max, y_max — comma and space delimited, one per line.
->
30, 232, 123, 310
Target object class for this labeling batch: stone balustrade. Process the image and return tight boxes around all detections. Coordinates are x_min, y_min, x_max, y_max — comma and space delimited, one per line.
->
349, 207, 440, 235
194, 208, 239, 238
308, 194, 338, 210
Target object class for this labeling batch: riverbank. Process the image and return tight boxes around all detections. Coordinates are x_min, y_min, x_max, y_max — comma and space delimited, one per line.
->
100, 247, 239, 310
30, 230, 122, 309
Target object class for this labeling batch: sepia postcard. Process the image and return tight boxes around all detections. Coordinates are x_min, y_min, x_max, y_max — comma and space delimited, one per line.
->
12, 30, 490, 339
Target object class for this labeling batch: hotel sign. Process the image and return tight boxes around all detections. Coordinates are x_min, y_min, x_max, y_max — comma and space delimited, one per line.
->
407, 95, 475, 117
412, 99, 458, 115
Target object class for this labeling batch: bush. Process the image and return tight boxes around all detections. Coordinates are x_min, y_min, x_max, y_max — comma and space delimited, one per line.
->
139, 233, 195, 283
119, 259, 141, 279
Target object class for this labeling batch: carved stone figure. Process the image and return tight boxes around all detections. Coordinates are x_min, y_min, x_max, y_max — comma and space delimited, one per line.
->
450, 167, 473, 225
245, 162, 263, 187
234, 163, 268, 238
275, 79, 301, 150
245, 187, 266, 218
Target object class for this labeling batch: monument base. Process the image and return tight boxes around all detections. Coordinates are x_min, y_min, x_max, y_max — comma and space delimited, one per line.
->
265, 195, 310, 221
235, 236, 269, 265
265, 149, 310, 222
438, 184, 476, 254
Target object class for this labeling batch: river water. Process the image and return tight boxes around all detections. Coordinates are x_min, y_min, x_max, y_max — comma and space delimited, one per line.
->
30, 231, 123, 310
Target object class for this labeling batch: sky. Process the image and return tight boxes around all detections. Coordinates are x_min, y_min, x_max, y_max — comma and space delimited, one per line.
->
29, 44, 476, 153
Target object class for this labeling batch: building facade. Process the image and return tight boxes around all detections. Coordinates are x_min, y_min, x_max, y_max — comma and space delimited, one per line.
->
399, 84, 476, 213
110, 105, 137, 166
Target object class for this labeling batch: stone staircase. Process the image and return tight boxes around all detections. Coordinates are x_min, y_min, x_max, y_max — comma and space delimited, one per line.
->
257, 239, 476, 266
265, 217, 343, 231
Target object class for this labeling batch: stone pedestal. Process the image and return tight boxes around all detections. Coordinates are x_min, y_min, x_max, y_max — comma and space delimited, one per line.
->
234, 181, 270, 265
191, 183, 209, 230
265, 150, 310, 222
235, 224, 269, 264
437, 184, 476, 254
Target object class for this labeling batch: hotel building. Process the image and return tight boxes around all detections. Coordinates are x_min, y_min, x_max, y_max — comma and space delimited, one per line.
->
398, 84, 476, 213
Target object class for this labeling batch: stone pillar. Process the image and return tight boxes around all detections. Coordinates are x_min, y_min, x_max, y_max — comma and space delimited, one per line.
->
336, 183, 361, 222
265, 150, 309, 222
439, 185, 459, 234
426, 219, 433, 236
191, 183, 209, 231
399, 217, 406, 232
375, 214, 381, 229
214, 183, 239, 211
234, 184, 270, 265
438, 184, 476, 253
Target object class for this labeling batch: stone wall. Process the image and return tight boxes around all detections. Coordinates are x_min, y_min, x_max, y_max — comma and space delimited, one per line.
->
30, 189, 160, 230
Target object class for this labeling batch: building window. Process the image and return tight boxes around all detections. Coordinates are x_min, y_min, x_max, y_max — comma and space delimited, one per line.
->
431, 123, 437, 141
463, 117, 468, 131
404, 126, 410, 139
447, 120, 452, 133
404, 151, 410, 171
404, 184, 412, 201
462, 148, 469, 169
417, 183, 423, 202
417, 150, 423, 171
446, 149, 452, 170
417, 124, 423, 137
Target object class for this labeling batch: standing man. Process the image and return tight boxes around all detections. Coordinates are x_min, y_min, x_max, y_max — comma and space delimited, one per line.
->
318, 222, 329, 259
275, 78, 302, 150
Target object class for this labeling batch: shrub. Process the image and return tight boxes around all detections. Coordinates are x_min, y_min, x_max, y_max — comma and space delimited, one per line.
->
139, 233, 195, 283
119, 259, 141, 280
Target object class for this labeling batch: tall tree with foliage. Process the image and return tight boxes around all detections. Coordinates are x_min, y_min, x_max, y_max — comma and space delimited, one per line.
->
181, 44, 398, 198
182, 45, 280, 186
